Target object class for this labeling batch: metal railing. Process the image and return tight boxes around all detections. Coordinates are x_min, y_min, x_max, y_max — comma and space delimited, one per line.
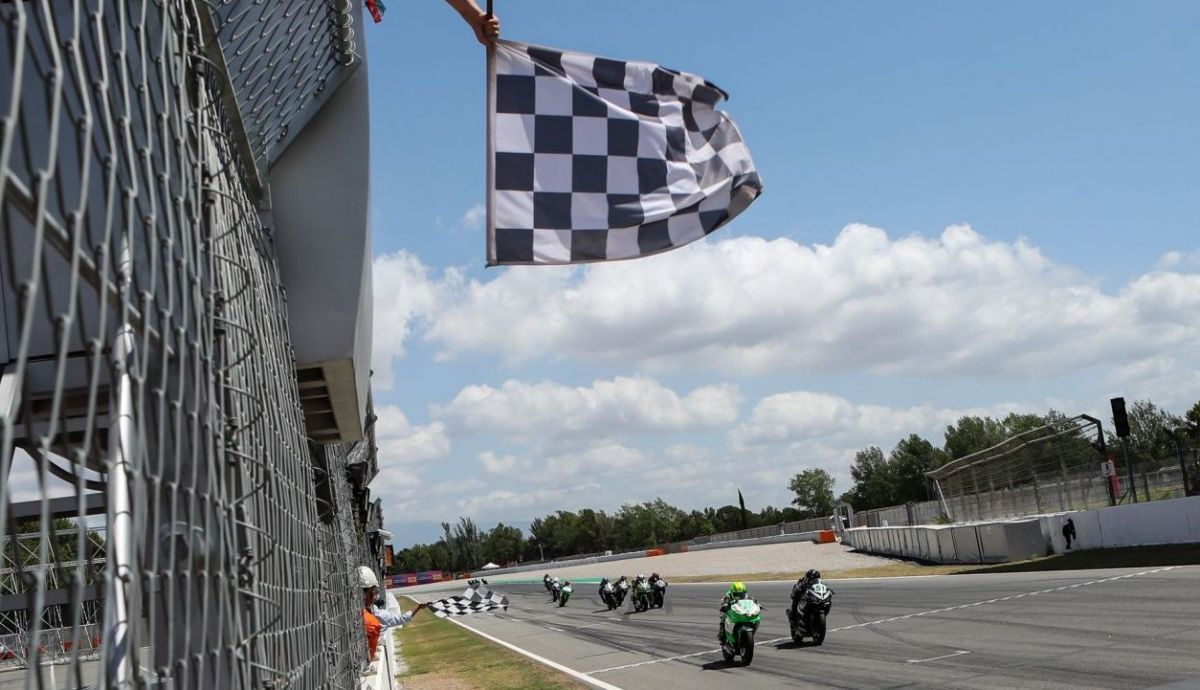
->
1, 1, 377, 687
928, 415, 1109, 523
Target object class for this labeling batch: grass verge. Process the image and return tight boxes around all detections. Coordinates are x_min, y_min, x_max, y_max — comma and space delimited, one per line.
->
666, 544, 1200, 583
393, 598, 587, 690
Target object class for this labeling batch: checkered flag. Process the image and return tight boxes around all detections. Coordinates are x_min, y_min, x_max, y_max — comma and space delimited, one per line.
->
425, 585, 510, 618
487, 40, 762, 265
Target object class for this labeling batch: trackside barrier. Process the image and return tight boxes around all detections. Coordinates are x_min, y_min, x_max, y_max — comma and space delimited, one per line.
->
1039, 494, 1200, 554
845, 495, 1200, 564
844, 520, 1046, 564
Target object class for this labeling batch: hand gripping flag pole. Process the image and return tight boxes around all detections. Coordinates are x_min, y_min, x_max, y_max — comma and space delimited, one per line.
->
484, 27, 762, 266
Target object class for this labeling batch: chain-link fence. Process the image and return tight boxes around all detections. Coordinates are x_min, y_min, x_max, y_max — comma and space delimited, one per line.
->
928, 415, 1111, 523
1, 1, 378, 687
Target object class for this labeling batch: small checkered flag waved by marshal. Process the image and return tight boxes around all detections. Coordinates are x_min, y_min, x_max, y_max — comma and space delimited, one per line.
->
486, 40, 762, 265
426, 584, 510, 618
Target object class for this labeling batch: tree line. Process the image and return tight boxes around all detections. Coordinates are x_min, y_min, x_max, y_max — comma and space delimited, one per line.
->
392, 398, 1200, 574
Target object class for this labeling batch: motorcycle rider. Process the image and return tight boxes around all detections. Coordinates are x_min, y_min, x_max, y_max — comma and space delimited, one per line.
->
790, 569, 821, 619
614, 575, 629, 603
650, 571, 667, 606
598, 577, 611, 603
543, 573, 553, 592
718, 581, 751, 642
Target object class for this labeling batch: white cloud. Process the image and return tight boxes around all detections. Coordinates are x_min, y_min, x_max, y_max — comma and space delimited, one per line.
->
478, 451, 532, 475
436, 376, 741, 441
370, 251, 454, 391
374, 404, 451, 464
418, 225, 1200, 381
731, 391, 1019, 449
461, 203, 486, 230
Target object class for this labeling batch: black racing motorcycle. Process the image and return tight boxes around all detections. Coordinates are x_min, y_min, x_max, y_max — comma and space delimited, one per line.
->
787, 582, 832, 645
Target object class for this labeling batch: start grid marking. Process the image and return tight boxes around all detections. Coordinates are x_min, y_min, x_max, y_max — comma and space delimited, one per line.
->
585, 566, 1178, 676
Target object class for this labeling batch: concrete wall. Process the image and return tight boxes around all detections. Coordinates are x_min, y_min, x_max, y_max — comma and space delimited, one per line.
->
1039, 494, 1200, 554
845, 520, 1048, 564
846, 495, 1200, 564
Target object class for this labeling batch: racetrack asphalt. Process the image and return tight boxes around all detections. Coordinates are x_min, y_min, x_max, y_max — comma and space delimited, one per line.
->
403, 565, 1200, 689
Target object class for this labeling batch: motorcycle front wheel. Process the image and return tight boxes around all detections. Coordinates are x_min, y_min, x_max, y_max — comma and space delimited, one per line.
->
738, 628, 755, 666
813, 612, 827, 646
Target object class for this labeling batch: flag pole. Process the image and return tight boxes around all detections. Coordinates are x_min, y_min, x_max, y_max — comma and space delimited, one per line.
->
484, 0, 497, 266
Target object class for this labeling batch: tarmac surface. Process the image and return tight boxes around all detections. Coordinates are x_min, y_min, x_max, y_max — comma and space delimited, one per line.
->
406, 565, 1200, 689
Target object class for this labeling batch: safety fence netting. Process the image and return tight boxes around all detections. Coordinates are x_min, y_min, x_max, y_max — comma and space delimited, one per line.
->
2, 1, 375, 687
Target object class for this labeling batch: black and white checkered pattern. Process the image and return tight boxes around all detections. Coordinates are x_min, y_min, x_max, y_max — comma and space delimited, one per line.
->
426, 585, 510, 618
488, 40, 762, 265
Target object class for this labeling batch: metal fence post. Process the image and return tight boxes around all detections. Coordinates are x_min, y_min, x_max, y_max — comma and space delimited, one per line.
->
104, 242, 139, 687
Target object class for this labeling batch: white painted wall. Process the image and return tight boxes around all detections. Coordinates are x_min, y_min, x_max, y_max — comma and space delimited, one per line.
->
847, 495, 1200, 564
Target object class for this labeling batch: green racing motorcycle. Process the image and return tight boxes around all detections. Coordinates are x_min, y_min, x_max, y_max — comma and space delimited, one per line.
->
720, 598, 762, 666
558, 583, 573, 607
631, 579, 654, 613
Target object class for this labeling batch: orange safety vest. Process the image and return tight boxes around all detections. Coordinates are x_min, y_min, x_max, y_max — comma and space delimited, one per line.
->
363, 608, 382, 660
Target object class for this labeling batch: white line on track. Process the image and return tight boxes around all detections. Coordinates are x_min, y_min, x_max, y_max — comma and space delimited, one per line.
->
908, 650, 970, 664
586, 566, 1176, 676
402, 595, 626, 690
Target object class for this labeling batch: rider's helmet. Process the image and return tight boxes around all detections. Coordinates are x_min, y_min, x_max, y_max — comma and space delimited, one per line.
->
564, 581, 571, 586
805, 569, 821, 583
729, 581, 748, 599
651, 572, 660, 580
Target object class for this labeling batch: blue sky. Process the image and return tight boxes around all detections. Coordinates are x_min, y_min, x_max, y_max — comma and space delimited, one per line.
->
363, 2, 1200, 545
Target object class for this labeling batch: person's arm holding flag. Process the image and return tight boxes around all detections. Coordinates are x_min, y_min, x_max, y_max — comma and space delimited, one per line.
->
444, 0, 500, 45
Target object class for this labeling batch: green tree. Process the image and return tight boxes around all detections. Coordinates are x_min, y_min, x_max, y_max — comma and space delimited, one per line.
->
887, 434, 947, 504
706, 505, 743, 533
480, 523, 524, 566
1184, 400, 1200, 443
1113, 399, 1183, 470
788, 468, 835, 519
840, 446, 893, 509
678, 510, 714, 540
616, 499, 685, 547
943, 416, 1008, 460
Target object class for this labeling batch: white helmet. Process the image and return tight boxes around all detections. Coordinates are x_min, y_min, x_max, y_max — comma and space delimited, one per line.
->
358, 566, 379, 589
637, 573, 644, 579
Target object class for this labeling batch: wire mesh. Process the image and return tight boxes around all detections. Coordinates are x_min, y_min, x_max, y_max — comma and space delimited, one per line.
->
928, 416, 1110, 523
1, 1, 377, 687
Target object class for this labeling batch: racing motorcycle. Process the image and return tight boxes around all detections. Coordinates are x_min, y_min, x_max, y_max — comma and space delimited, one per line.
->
550, 580, 562, 603
787, 582, 832, 645
631, 579, 654, 613
600, 581, 618, 610
613, 578, 630, 607
719, 598, 762, 666
558, 583, 573, 607
651, 576, 668, 608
